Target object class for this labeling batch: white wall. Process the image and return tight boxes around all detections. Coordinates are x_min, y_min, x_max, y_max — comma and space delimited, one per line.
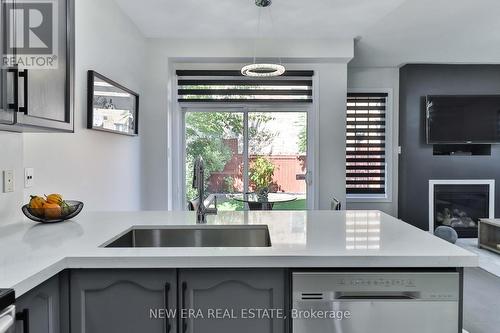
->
141, 38, 353, 210
139, 43, 170, 210
1, 30, 354, 219
21, 0, 146, 213
0, 133, 24, 222
346, 66, 399, 216
316, 63, 348, 209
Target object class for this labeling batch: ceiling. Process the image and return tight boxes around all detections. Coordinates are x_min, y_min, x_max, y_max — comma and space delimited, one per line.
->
114, 0, 407, 39
351, 0, 500, 66
114, 0, 500, 67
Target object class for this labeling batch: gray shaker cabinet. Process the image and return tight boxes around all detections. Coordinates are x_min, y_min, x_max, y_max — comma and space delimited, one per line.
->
70, 269, 176, 333
15, 275, 60, 333
0, 0, 75, 132
178, 269, 286, 333
68, 269, 286, 333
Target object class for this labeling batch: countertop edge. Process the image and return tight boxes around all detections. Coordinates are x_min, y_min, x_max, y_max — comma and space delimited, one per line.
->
13, 254, 479, 297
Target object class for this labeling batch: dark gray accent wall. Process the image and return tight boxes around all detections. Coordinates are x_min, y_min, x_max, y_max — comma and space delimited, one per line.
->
399, 64, 500, 230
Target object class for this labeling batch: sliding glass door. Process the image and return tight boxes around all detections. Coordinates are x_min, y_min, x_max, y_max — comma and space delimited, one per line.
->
247, 112, 307, 210
184, 108, 310, 211
185, 111, 244, 208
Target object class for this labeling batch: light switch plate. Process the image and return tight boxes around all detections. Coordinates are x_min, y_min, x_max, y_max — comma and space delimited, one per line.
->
25, 168, 34, 188
3, 170, 14, 193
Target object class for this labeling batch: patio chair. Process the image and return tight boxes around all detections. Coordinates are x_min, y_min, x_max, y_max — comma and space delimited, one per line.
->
187, 194, 216, 211
331, 198, 342, 211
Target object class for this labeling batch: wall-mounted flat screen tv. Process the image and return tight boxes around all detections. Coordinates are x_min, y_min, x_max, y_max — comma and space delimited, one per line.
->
426, 95, 500, 144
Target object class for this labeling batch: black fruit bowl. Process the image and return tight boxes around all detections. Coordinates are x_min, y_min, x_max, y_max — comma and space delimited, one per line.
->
22, 200, 84, 223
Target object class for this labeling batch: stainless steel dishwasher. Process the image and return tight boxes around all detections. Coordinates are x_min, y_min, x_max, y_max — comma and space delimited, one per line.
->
292, 271, 460, 333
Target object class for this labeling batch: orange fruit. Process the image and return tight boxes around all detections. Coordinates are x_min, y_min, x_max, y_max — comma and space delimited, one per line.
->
29, 195, 46, 209
45, 194, 63, 205
44, 203, 62, 219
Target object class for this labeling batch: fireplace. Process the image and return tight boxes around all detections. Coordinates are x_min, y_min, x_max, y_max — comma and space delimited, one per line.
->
429, 180, 495, 238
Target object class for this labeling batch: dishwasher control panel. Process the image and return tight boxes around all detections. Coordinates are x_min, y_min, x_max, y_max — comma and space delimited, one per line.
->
0, 289, 14, 312
293, 271, 460, 301
337, 277, 417, 288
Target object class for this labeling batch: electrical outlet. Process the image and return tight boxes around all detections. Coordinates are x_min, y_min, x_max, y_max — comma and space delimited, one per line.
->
3, 170, 14, 193
25, 168, 34, 188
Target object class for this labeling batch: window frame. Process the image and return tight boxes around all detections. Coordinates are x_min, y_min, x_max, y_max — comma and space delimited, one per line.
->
169, 65, 320, 211
346, 88, 393, 203
178, 105, 316, 211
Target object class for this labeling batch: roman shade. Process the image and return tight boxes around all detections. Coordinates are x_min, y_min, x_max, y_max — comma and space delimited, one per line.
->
176, 70, 313, 103
346, 93, 388, 195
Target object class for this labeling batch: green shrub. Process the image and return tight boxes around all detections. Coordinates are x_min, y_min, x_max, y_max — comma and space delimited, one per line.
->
249, 156, 276, 191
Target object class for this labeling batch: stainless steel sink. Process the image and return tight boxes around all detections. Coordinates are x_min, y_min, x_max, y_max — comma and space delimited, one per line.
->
102, 225, 271, 248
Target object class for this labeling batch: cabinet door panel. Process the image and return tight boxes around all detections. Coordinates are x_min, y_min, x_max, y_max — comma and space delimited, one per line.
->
0, 71, 15, 125
24, 0, 66, 122
179, 269, 285, 333
70, 269, 176, 333
0, 2, 15, 125
15, 275, 60, 333
26, 67, 66, 122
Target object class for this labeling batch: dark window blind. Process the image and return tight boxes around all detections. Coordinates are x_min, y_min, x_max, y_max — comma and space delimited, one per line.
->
177, 70, 313, 103
346, 93, 388, 195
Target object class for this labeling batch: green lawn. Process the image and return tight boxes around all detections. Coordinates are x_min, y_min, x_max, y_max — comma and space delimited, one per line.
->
219, 199, 306, 211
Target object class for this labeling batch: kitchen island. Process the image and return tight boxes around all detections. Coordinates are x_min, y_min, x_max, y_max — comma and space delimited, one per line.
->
0, 210, 476, 333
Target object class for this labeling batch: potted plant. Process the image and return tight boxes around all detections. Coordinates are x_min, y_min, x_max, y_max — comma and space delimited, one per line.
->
249, 156, 276, 201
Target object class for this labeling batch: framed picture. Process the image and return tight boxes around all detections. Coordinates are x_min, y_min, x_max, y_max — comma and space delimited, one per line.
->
87, 71, 139, 136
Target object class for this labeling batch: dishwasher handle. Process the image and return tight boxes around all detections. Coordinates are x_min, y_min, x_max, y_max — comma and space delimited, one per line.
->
334, 291, 421, 300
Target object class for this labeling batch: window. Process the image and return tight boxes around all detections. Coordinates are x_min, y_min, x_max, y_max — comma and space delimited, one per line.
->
184, 109, 309, 211
346, 92, 388, 197
177, 70, 315, 211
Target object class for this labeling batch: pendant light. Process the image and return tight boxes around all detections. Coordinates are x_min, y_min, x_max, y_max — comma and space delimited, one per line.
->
241, 0, 286, 77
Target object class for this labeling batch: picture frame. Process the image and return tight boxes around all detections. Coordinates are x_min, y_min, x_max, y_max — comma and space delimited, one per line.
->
87, 71, 139, 136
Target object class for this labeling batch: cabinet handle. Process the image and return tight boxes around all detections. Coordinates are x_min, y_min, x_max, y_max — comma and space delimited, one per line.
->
15, 309, 29, 333
18, 70, 28, 114
7, 69, 18, 110
181, 282, 187, 333
164, 282, 171, 333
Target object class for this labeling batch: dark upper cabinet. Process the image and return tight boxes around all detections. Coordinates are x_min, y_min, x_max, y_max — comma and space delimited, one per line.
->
0, 0, 74, 132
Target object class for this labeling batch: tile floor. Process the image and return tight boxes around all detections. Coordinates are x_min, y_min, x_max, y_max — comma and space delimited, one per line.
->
456, 238, 500, 277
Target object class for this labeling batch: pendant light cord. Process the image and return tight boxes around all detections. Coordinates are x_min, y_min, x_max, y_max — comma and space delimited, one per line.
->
252, 6, 262, 65
268, 6, 282, 66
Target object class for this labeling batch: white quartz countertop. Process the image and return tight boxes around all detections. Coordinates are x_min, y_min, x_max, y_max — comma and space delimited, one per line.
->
0, 210, 477, 296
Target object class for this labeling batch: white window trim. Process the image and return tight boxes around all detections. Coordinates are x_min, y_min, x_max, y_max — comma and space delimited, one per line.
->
346, 88, 394, 203
169, 64, 320, 211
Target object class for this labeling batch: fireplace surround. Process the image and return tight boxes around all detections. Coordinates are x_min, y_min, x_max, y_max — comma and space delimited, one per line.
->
429, 180, 495, 238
